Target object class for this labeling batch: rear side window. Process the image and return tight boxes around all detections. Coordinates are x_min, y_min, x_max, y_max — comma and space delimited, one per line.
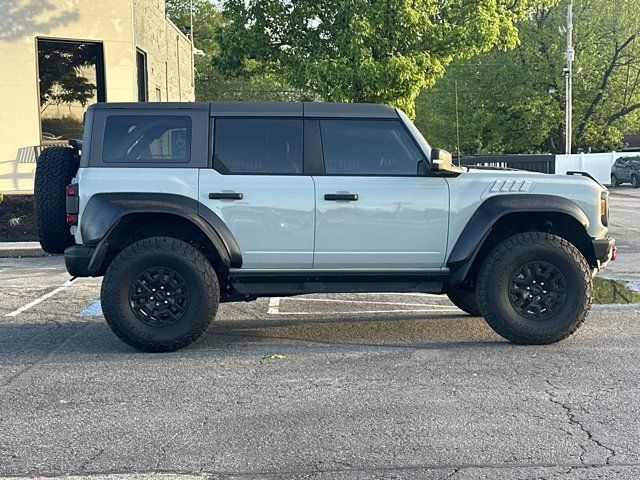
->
214, 118, 303, 175
103, 115, 191, 163
320, 119, 424, 176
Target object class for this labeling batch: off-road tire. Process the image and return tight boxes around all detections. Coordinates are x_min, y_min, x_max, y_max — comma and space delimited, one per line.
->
476, 232, 592, 345
632, 174, 639, 188
101, 237, 220, 352
446, 286, 481, 316
610, 174, 620, 187
34, 146, 79, 254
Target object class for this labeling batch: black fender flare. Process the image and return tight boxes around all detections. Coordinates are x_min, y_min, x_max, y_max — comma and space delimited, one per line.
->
80, 193, 242, 273
447, 194, 590, 285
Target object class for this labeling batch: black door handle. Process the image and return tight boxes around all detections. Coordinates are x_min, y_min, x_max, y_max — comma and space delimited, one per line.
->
209, 192, 243, 200
324, 193, 358, 201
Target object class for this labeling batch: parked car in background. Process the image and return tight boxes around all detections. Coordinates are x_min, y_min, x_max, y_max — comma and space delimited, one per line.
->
611, 156, 640, 188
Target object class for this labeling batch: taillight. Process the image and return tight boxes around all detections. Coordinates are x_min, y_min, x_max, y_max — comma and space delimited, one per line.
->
600, 192, 609, 227
66, 183, 79, 226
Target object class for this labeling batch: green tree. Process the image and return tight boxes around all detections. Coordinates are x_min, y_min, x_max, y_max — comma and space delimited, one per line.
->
166, 0, 305, 101
215, 0, 554, 118
416, 0, 640, 154
166, 0, 219, 55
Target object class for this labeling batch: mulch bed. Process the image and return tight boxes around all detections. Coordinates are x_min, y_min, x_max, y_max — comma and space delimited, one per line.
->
0, 195, 38, 241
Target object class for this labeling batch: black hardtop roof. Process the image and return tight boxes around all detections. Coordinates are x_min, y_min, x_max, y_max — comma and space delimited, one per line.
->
88, 101, 398, 118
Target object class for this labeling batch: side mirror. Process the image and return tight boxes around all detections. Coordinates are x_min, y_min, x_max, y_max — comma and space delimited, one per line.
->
430, 148, 453, 172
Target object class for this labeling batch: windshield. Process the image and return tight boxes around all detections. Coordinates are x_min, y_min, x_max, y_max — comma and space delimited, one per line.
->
397, 108, 431, 161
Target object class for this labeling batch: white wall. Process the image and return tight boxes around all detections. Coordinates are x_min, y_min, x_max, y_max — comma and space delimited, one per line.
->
555, 152, 633, 186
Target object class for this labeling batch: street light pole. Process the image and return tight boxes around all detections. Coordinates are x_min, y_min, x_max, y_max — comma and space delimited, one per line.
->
564, 1, 574, 154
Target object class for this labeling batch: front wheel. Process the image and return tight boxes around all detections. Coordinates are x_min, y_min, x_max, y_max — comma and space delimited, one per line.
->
101, 237, 220, 352
476, 232, 592, 345
632, 174, 639, 188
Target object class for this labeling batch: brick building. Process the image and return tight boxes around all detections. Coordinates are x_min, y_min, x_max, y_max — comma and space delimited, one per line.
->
0, 0, 195, 193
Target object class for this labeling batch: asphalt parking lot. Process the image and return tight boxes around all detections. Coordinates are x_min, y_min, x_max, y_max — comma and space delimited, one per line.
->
1, 191, 639, 480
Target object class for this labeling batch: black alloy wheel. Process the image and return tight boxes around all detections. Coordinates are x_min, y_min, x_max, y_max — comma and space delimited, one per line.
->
129, 266, 191, 327
508, 261, 567, 320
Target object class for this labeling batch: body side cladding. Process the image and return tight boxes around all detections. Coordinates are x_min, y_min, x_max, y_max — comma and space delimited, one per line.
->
446, 194, 591, 285
79, 193, 242, 275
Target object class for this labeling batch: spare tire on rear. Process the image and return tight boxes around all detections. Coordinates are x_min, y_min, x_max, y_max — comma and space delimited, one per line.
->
34, 146, 79, 254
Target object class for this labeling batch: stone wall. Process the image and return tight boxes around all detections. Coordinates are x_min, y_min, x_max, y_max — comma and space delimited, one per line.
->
133, 0, 195, 102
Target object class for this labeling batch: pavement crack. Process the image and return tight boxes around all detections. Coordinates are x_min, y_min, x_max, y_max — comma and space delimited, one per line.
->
544, 379, 616, 465
443, 467, 460, 479
80, 446, 105, 472
155, 429, 183, 469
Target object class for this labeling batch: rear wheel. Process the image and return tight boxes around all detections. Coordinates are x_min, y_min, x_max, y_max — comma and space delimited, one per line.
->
34, 146, 79, 253
446, 286, 481, 316
632, 174, 639, 188
476, 232, 592, 345
101, 237, 219, 352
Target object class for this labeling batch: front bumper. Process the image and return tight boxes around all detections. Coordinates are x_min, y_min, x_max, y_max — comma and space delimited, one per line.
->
592, 237, 616, 269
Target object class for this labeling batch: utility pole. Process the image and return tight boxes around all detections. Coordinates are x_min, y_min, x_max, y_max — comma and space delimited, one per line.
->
455, 80, 461, 166
190, 0, 195, 88
564, 1, 574, 154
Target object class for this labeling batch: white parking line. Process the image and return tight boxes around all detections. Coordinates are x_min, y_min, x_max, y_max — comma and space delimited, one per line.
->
266, 296, 460, 316
276, 297, 456, 309
4, 278, 78, 317
610, 221, 640, 233
270, 308, 460, 316
267, 297, 281, 314
357, 292, 443, 298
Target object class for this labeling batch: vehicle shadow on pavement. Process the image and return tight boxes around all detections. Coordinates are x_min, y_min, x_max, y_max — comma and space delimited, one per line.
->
0, 314, 510, 358
203, 314, 506, 351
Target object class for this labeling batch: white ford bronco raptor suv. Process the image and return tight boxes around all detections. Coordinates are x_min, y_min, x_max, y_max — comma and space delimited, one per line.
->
34, 102, 615, 352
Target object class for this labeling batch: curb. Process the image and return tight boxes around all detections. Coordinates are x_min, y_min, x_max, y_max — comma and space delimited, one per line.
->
0, 242, 47, 258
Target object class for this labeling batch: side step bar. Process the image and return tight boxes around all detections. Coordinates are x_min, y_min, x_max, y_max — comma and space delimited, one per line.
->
228, 271, 449, 297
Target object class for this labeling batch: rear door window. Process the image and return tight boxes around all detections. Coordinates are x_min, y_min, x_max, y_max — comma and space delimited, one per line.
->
213, 118, 303, 175
102, 115, 191, 163
319, 119, 424, 176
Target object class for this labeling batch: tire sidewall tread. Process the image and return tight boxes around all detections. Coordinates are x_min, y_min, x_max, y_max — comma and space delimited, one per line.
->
101, 237, 219, 352
34, 147, 79, 254
476, 232, 592, 345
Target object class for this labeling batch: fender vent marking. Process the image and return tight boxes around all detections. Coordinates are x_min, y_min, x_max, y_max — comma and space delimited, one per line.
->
490, 180, 535, 193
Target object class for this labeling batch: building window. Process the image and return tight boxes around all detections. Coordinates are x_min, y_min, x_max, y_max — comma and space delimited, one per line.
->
136, 49, 148, 102
37, 39, 105, 143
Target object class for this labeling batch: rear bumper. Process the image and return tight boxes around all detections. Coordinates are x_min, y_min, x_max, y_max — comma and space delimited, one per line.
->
592, 237, 616, 269
64, 245, 96, 277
